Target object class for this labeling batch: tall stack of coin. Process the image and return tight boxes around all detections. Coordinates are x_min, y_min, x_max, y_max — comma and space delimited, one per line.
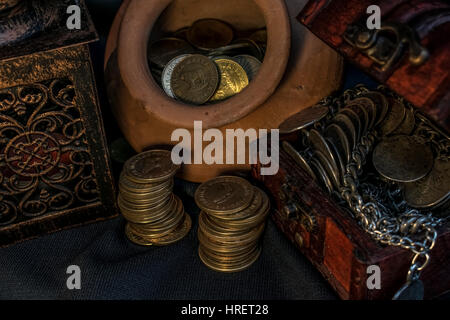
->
148, 19, 265, 105
194, 176, 270, 272
119, 150, 191, 246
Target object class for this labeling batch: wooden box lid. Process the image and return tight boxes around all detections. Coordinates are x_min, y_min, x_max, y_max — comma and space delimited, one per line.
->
298, 0, 450, 132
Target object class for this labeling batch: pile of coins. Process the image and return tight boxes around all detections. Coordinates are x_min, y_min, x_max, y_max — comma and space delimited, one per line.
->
279, 86, 450, 215
148, 19, 266, 105
118, 150, 192, 246
194, 176, 270, 272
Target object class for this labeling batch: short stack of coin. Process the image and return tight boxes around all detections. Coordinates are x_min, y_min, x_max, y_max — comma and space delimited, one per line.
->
194, 176, 270, 272
119, 150, 191, 246
148, 19, 265, 105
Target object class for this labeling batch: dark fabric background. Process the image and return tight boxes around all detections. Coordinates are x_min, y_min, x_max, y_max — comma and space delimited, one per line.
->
0, 1, 381, 300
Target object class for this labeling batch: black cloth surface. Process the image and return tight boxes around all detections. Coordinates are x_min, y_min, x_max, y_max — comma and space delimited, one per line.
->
0, 190, 337, 300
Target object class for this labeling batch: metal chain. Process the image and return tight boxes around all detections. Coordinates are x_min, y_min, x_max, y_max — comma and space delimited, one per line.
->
338, 130, 442, 281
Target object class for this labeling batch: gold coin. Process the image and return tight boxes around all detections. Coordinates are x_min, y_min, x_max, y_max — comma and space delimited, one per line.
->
198, 229, 259, 254
118, 193, 171, 210
209, 59, 249, 102
120, 196, 177, 224
125, 223, 153, 246
195, 176, 254, 215
372, 135, 434, 183
124, 150, 180, 184
118, 193, 174, 214
151, 213, 192, 246
119, 174, 173, 194
119, 186, 172, 203
198, 245, 261, 273
211, 186, 264, 221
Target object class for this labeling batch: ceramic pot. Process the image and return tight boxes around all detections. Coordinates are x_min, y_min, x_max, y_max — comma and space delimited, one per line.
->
105, 0, 343, 182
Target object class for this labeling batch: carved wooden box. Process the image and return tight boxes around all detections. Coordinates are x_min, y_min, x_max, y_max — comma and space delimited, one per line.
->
0, 0, 117, 247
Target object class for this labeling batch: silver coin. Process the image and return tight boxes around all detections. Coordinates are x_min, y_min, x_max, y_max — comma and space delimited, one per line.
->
282, 141, 317, 180
232, 55, 262, 81
309, 157, 334, 194
313, 150, 340, 189
161, 54, 191, 98
325, 123, 351, 165
333, 112, 357, 151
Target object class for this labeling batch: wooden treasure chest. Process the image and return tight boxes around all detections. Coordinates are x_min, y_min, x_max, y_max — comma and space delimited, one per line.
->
253, 0, 450, 300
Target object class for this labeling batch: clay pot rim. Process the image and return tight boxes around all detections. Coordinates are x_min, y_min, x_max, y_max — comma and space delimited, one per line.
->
117, 0, 291, 129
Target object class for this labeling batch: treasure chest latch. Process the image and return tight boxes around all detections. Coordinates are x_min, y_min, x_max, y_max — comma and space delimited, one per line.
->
343, 22, 429, 72
279, 178, 317, 233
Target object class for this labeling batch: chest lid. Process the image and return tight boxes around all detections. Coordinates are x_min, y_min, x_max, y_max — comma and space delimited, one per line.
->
298, 0, 450, 132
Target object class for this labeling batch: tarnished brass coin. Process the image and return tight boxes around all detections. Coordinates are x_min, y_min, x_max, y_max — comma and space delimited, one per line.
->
379, 98, 406, 136
209, 58, 249, 102
333, 112, 357, 151
213, 187, 269, 223
161, 54, 191, 98
198, 245, 261, 273
372, 135, 434, 183
403, 157, 450, 209
120, 196, 177, 225
148, 38, 194, 69
282, 141, 317, 180
391, 107, 415, 136
249, 29, 267, 44
187, 19, 234, 50
195, 176, 254, 215
232, 55, 261, 81
171, 54, 220, 104
124, 150, 179, 183
119, 172, 172, 193
279, 106, 329, 134
360, 91, 389, 125
151, 213, 191, 246
118, 183, 173, 202
198, 230, 258, 254
118, 192, 171, 211
125, 223, 153, 246
325, 123, 351, 165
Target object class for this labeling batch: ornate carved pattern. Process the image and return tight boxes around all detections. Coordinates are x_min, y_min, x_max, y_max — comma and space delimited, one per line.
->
0, 78, 100, 226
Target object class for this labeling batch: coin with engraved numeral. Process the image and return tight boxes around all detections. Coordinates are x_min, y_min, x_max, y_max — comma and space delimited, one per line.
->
195, 176, 254, 215
372, 135, 434, 183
